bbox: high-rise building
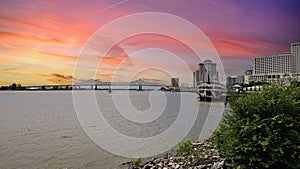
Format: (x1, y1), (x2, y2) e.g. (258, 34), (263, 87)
(199, 63), (206, 83)
(193, 70), (199, 87)
(244, 70), (253, 75)
(291, 42), (300, 73)
(252, 53), (291, 82)
(171, 78), (179, 87)
(226, 76), (237, 87)
(203, 60), (217, 82)
(244, 70), (253, 84)
(236, 75), (245, 84)
(252, 41), (300, 79)
(197, 59), (218, 84)
(252, 53), (291, 75)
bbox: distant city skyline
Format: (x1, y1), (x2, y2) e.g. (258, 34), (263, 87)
(0, 0), (300, 86)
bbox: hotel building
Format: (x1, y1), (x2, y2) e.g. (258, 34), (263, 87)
(252, 53), (291, 82)
(253, 53), (291, 74)
(251, 41), (300, 82)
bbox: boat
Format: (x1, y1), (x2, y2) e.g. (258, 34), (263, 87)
(197, 82), (226, 101)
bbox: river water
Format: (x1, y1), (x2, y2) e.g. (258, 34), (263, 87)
(0, 91), (224, 169)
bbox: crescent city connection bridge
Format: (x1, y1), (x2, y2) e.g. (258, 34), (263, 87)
(22, 79), (167, 91)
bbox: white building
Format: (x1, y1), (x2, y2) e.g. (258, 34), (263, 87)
(226, 70), (253, 87)
(252, 53), (291, 82)
(252, 53), (291, 75)
(244, 70), (253, 84)
(251, 41), (300, 82)
(291, 42), (300, 73)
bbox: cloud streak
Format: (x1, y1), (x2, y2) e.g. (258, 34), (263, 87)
(0, 31), (64, 44)
(36, 73), (77, 84)
(0, 67), (29, 73)
(96, 0), (129, 14)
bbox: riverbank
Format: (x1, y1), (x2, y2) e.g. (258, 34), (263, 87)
(120, 138), (234, 169)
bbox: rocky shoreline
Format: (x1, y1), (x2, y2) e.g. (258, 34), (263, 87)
(119, 138), (234, 169)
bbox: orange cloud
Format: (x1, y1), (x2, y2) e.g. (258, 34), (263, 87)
(117, 34), (201, 68)
(0, 59), (19, 66)
(0, 31), (64, 44)
(205, 31), (288, 58)
(0, 42), (77, 60)
(0, 12), (94, 47)
(0, 67), (29, 73)
(95, 73), (119, 82)
(212, 40), (257, 56)
(95, 44), (131, 71)
(36, 73), (76, 84)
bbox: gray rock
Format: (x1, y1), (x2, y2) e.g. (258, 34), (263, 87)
(216, 161), (224, 168)
(212, 155), (220, 159)
(153, 158), (161, 164)
(142, 164), (153, 169)
(195, 165), (206, 169)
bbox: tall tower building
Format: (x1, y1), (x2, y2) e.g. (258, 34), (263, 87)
(199, 63), (206, 83)
(198, 59), (218, 83)
(291, 42), (300, 73)
(171, 78), (179, 87)
(193, 70), (199, 87)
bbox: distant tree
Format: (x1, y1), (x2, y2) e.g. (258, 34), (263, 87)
(249, 81), (255, 87)
(0, 86), (8, 90)
(263, 74), (267, 82)
(41, 86), (46, 90)
(16, 84), (23, 90)
(11, 83), (17, 90)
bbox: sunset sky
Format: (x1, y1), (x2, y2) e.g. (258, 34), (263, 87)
(0, 0), (300, 86)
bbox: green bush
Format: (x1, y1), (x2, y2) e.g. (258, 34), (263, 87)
(177, 140), (193, 155)
(214, 84), (300, 169)
(132, 158), (143, 166)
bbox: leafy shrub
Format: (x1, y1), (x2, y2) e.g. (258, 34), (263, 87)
(214, 84), (300, 169)
(177, 140), (193, 155)
(132, 158), (143, 166)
